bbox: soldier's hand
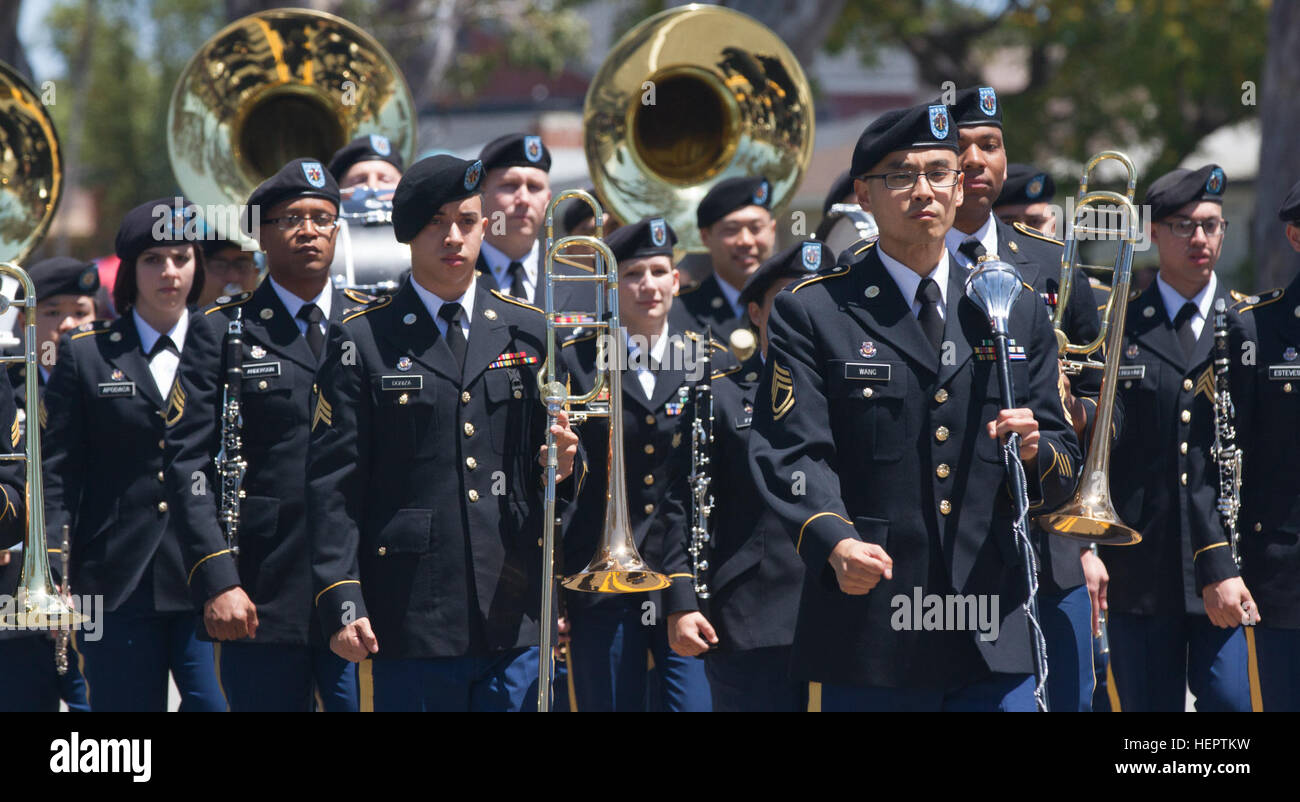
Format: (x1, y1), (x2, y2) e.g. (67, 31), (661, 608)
(0, 550), (10, 566)
(1080, 548), (1108, 636)
(540, 408), (580, 481)
(555, 615), (571, 660)
(331, 618), (379, 663)
(829, 538), (893, 596)
(203, 586), (258, 641)
(988, 408), (1040, 462)
(1202, 577), (1260, 628)
(1058, 363), (1088, 438)
(668, 611), (717, 657)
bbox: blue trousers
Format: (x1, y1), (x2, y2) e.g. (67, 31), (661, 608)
(569, 599), (711, 712)
(820, 672), (1036, 712)
(215, 641), (358, 712)
(1249, 626), (1300, 712)
(1040, 583), (1094, 712)
(0, 635), (90, 712)
(77, 608), (223, 712)
(1108, 612), (1250, 712)
(705, 646), (804, 712)
(364, 647), (539, 711)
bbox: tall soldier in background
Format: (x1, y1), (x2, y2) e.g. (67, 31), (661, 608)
(6, 258), (101, 413)
(673, 177), (778, 340)
(1102, 164), (1254, 712)
(475, 133), (553, 305)
(328, 133), (405, 197)
(667, 241), (818, 712)
(198, 239), (260, 309)
(748, 102), (1081, 711)
(1230, 179), (1300, 710)
(168, 158), (368, 711)
(945, 86), (1108, 712)
(994, 165), (1059, 236)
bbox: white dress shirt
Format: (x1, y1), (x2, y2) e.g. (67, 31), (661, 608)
(411, 276), (476, 341)
(481, 240), (540, 304)
(627, 322), (670, 398)
(269, 277), (332, 339)
(878, 246), (952, 321)
(945, 212), (1000, 269)
(133, 307), (189, 399)
(1156, 271), (1217, 341)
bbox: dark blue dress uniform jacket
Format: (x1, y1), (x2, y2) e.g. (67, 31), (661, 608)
(308, 279), (570, 658)
(672, 274), (745, 341)
(166, 280), (363, 645)
(0, 374), (28, 600)
(42, 315), (195, 612)
(748, 244), (1082, 688)
(1233, 277), (1300, 628)
(1102, 280), (1245, 616)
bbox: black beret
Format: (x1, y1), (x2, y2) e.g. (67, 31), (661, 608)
(114, 196), (199, 267)
(822, 170), (856, 217)
(1143, 164), (1226, 222)
(479, 133), (551, 173)
(850, 102), (959, 178)
(200, 237), (245, 257)
(562, 188), (598, 233)
(950, 86), (1002, 128)
(738, 240), (831, 308)
(605, 217), (676, 263)
(391, 155), (485, 243)
(327, 134), (405, 182)
(28, 256), (99, 300)
(247, 158), (340, 224)
(995, 164), (1056, 208)
(1277, 178), (1300, 223)
(697, 176), (772, 229)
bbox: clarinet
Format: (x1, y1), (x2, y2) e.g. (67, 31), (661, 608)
(688, 330), (715, 606)
(55, 524), (71, 675)
(216, 309), (247, 555)
(1211, 298), (1243, 569)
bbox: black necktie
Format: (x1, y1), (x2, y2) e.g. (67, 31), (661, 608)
(148, 335), (178, 359)
(1173, 301), (1198, 361)
(507, 261), (527, 300)
(438, 302), (468, 376)
(916, 277), (945, 354)
(297, 303), (325, 361)
(958, 237), (987, 264)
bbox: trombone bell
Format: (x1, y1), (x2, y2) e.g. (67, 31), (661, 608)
(1035, 472), (1142, 546)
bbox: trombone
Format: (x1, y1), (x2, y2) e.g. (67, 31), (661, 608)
(1034, 151), (1142, 546)
(537, 190), (669, 712)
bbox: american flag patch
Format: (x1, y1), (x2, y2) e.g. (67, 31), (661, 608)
(975, 339), (1027, 361)
(488, 351), (539, 369)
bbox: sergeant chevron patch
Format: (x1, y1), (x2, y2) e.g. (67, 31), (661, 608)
(10, 411), (18, 448)
(38, 399), (47, 430)
(1195, 364), (1215, 403)
(772, 362), (795, 421)
(312, 392), (333, 431)
(164, 381), (186, 427)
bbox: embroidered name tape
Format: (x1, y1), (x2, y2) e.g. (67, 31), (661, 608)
(381, 375), (424, 391)
(1268, 365), (1300, 381)
(1117, 365), (1146, 380)
(844, 362), (891, 382)
(243, 362), (281, 378)
(488, 352), (539, 370)
(98, 382), (135, 397)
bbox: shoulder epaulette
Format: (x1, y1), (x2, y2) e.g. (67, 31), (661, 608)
(1012, 221), (1064, 246)
(560, 331), (598, 349)
(852, 239), (876, 257)
(205, 291), (253, 315)
(69, 320), (113, 340)
(711, 362), (743, 380)
(791, 263), (851, 293)
(341, 293), (394, 323)
(343, 288), (378, 305)
(675, 282), (701, 296)
(1128, 288), (1141, 302)
(1233, 287), (1284, 313)
(683, 330), (729, 352)
(489, 288), (543, 314)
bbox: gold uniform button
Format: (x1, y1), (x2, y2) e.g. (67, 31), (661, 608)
(513, 390), (523, 399)
(1285, 383), (1294, 393)
(378, 546), (387, 556)
(1180, 473), (1188, 486)
(643, 444), (655, 455)
(644, 503), (654, 515)
(1180, 409), (1191, 424)
(157, 471), (165, 483)
(158, 439), (166, 450)
(939, 499), (952, 515)
(466, 457), (478, 470)
(461, 391), (471, 404)
(1183, 378), (1193, 392)
(468, 489), (480, 502)
(157, 501), (168, 513)
(1180, 441), (1188, 455)
(537, 538), (543, 547)
(935, 426), (950, 443)
(934, 389), (949, 404)
(645, 414), (656, 425)
(1254, 522), (1262, 533)
(258, 380), (268, 391)
(643, 474), (654, 486)
(936, 464), (950, 479)
(398, 393), (409, 405)
(861, 387), (874, 398)
(463, 422), (475, 437)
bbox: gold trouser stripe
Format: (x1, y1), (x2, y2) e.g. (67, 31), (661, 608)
(1106, 661), (1121, 712)
(359, 659), (374, 713)
(564, 647), (578, 712)
(314, 688), (325, 713)
(212, 642), (230, 711)
(807, 681), (822, 712)
(1244, 627), (1263, 712)
(70, 630), (90, 710)
(646, 649), (655, 671)
(314, 579), (360, 607)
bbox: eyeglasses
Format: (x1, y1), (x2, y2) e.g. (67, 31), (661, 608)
(263, 214), (339, 232)
(1161, 218), (1228, 238)
(860, 169), (962, 190)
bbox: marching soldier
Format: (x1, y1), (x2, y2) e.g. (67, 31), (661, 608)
(6, 257), (100, 413)
(197, 239), (260, 308)
(667, 241), (819, 712)
(560, 217), (725, 712)
(1231, 179), (1300, 710)
(41, 199), (224, 711)
(307, 155), (580, 711)
(946, 86), (1108, 712)
(673, 176), (778, 341)
(328, 133), (405, 197)
(167, 158), (365, 711)
(994, 164), (1058, 236)
(1101, 164), (1254, 711)
(748, 102), (1081, 711)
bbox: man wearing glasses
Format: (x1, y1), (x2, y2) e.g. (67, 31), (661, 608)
(168, 158), (371, 711)
(747, 102), (1081, 711)
(1100, 164), (1256, 712)
(198, 239), (261, 307)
